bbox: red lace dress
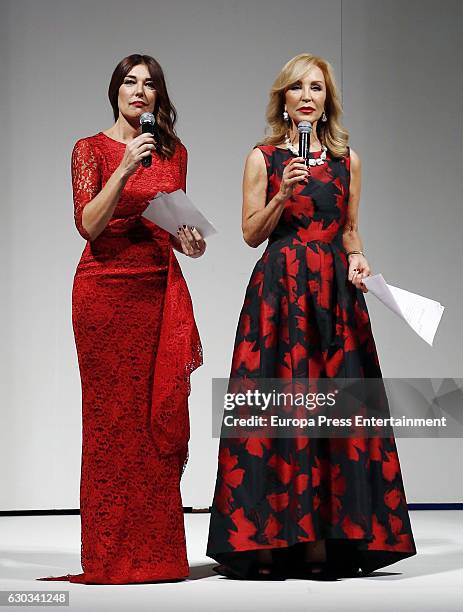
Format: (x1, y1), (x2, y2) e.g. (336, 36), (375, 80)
(37, 132), (202, 584)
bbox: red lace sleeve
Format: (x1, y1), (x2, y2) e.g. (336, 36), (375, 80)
(178, 142), (188, 193)
(71, 138), (101, 240)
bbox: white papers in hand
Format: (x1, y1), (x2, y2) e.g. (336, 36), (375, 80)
(362, 273), (445, 346)
(143, 189), (217, 238)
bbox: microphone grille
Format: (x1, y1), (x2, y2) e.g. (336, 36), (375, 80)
(297, 120), (312, 134)
(140, 112), (155, 125)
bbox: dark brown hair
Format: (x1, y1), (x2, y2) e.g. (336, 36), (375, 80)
(108, 54), (180, 159)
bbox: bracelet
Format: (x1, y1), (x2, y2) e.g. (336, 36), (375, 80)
(346, 250), (364, 257)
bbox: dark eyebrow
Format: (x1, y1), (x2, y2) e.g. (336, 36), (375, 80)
(124, 74), (153, 81)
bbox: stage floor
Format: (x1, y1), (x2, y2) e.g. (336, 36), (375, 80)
(0, 511), (462, 611)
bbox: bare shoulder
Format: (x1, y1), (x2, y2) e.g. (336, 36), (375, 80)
(244, 147), (267, 177)
(349, 147), (361, 171)
(246, 146), (266, 165)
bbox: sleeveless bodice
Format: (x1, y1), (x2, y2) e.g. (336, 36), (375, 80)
(257, 145), (350, 249)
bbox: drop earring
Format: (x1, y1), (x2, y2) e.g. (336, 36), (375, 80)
(321, 111), (327, 122)
(283, 108), (293, 148)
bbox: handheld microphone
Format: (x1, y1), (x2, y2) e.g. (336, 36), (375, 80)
(140, 112), (156, 168)
(298, 120), (312, 161)
(298, 120), (312, 184)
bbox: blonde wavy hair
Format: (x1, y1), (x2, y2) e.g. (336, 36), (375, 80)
(257, 53), (349, 158)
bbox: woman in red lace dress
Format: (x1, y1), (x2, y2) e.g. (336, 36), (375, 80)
(206, 53), (416, 580)
(37, 54), (204, 584)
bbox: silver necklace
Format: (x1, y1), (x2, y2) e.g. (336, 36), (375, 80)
(285, 136), (328, 166)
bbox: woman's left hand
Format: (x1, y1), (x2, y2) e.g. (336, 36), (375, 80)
(176, 225), (206, 258)
(347, 254), (370, 293)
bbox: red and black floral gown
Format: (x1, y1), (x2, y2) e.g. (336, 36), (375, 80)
(206, 144), (416, 578)
(37, 132), (202, 584)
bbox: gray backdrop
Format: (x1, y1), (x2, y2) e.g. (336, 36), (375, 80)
(1, 0), (462, 509)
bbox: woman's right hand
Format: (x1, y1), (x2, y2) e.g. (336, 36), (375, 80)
(277, 156), (309, 200)
(118, 133), (157, 179)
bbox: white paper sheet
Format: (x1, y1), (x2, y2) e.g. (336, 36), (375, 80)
(143, 189), (217, 238)
(362, 273), (445, 346)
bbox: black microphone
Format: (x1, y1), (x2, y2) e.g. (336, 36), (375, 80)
(140, 112), (156, 168)
(298, 120), (312, 162)
(297, 121), (312, 184)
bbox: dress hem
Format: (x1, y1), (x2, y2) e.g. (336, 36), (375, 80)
(207, 535), (417, 578)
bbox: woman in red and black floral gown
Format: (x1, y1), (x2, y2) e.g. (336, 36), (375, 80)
(37, 54), (204, 584)
(206, 53), (416, 580)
